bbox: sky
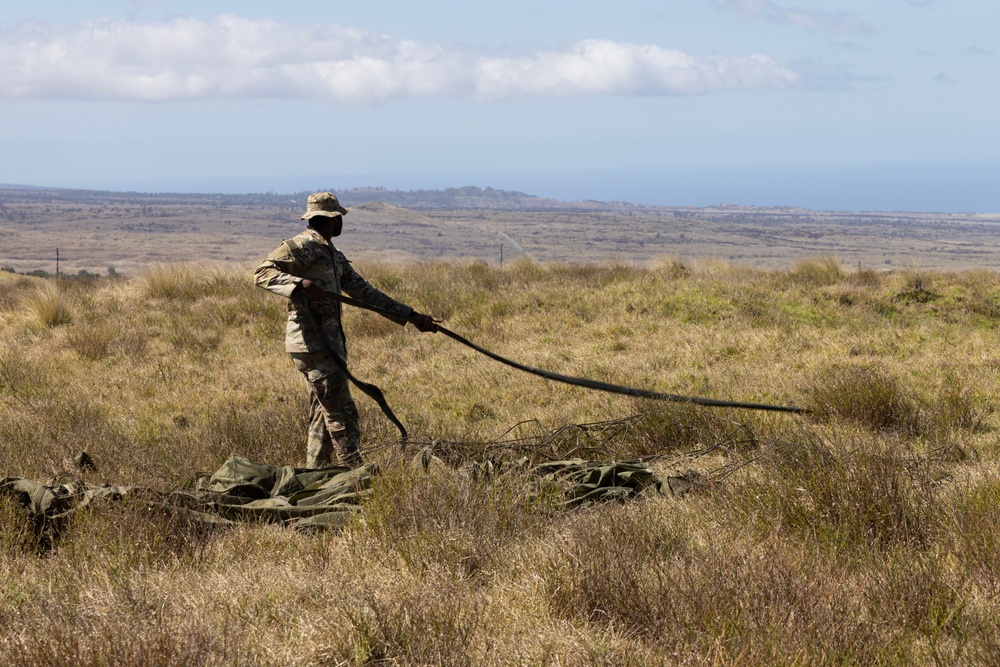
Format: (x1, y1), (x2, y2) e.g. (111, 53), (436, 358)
(0, 0), (997, 211)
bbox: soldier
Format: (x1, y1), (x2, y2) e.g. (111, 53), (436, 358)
(255, 192), (439, 468)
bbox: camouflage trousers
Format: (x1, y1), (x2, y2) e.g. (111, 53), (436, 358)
(290, 351), (363, 468)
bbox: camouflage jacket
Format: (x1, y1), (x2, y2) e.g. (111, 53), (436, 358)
(254, 228), (413, 354)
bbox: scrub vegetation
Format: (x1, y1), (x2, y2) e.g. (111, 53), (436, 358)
(4, 185), (1000, 276)
(2, 257), (1000, 665)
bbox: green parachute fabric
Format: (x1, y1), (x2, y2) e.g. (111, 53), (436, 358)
(2, 452), (671, 536)
(533, 458), (663, 508)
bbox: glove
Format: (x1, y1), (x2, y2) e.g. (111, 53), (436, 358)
(411, 312), (440, 333)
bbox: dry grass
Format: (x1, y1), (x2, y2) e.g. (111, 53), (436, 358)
(139, 262), (207, 300)
(788, 255), (846, 286)
(805, 363), (921, 433)
(1, 261), (1000, 665)
(25, 280), (73, 327)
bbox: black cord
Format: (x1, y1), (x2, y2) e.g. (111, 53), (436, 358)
(300, 303), (409, 443)
(327, 292), (808, 416)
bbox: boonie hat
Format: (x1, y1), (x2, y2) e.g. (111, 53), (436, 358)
(301, 192), (349, 220)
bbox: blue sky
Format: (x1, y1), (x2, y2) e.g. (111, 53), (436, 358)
(1, 1), (997, 211)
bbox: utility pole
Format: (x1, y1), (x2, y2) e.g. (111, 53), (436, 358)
(56, 247), (60, 277)
(500, 243), (504, 268)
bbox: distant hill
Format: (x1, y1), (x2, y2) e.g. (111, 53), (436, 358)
(336, 185), (631, 211)
(3, 183), (1000, 275)
(0, 183), (641, 212)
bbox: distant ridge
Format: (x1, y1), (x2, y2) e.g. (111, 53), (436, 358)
(336, 185), (636, 211)
(0, 183), (641, 212)
(3, 182), (1000, 274)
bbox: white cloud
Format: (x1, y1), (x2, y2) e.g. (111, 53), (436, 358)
(473, 40), (800, 99)
(0, 15), (800, 103)
(716, 0), (873, 35)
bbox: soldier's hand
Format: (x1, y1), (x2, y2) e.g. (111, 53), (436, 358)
(411, 312), (442, 333)
(299, 279), (328, 301)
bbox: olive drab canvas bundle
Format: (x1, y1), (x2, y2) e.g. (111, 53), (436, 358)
(1, 452), (676, 538)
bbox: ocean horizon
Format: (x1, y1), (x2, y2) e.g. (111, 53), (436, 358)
(28, 160), (1000, 215)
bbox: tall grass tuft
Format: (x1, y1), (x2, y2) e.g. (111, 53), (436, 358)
(139, 263), (205, 300)
(0, 274), (39, 311)
(0, 393), (131, 481)
(0, 494), (43, 555)
(949, 478), (1000, 599)
(26, 281), (73, 327)
(652, 255), (690, 279)
(953, 268), (1000, 319)
(724, 435), (937, 553)
(539, 504), (687, 640)
(851, 266), (883, 288)
(536, 504), (897, 663)
(201, 398), (304, 466)
(203, 263), (253, 298)
(633, 401), (760, 456)
(0, 349), (50, 400)
(1, 604), (246, 667)
(923, 370), (991, 436)
(788, 256), (845, 286)
(318, 571), (483, 667)
(59, 495), (221, 568)
(805, 363), (920, 433)
(64, 323), (115, 360)
(895, 269), (939, 304)
(356, 459), (553, 578)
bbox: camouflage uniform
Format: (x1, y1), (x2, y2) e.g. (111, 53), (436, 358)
(255, 222), (413, 468)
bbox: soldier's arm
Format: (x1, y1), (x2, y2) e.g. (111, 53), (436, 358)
(339, 259), (413, 325)
(254, 240), (307, 299)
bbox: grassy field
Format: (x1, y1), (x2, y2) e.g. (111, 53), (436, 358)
(2, 257), (1000, 665)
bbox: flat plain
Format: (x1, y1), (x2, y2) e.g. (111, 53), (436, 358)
(3, 184), (1000, 275)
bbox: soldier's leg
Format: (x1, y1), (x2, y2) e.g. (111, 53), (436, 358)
(311, 373), (363, 467)
(292, 352), (363, 467)
(306, 380), (334, 468)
